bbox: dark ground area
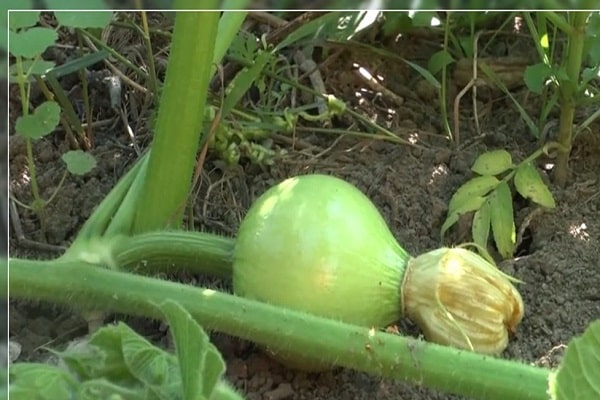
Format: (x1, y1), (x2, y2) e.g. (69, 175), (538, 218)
(8, 12), (600, 399)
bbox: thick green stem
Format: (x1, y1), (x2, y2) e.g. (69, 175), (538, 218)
(112, 231), (234, 278)
(553, 11), (590, 187)
(8, 258), (550, 400)
(133, 7), (219, 233)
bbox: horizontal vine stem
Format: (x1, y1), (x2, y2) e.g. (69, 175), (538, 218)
(9, 258), (550, 400)
(112, 231), (234, 278)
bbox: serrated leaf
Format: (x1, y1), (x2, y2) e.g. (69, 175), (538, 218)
(9, 27), (57, 58)
(85, 324), (135, 381)
(441, 195), (486, 238)
(121, 329), (172, 387)
(9, 11), (40, 30)
(54, 11), (113, 28)
(45, 0), (108, 9)
(448, 175), (500, 213)
(15, 101), (61, 139)
(524, 62), (553, 94)
(489, 181), (515, 258)
(514, 162), (555, 208)
(551, 320), (600, 400)
(159, 300), (226, 400)
(428, 50), (455, 76)
(62, 151), (96, 175)
(471, 149), (514, 176)
(472, 199), (491, 249)
(9, 363), (78, 399)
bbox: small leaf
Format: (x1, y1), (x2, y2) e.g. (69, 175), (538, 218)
(62, 151), (97, 175)
(524, 62), (553, 94)
(15, 101), (61, 139)
(9, 59), (55, 83)
(428, 50), (455, 76)
(441, 195), (486, 238)
(54, 11), (113, 29)
(472, 199), (491, 249)
(514, 162), (555, 208)
(9, 11), (40, 30)
(159, 300), (227, 400)
(9, 27), (57, 58)
(551, 320), (600, 400)
(471, 150), (513, 176)
(448, 175), (500, 214)
(489, 181), (515, 258)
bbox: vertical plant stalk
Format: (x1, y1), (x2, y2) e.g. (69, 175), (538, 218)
(8, 258), (551, 400)
(133, 5), (219, 233)
(15, 57), (45, 226)
(440, 11), (453, 141)
(139, 10), (160, 100)
(553, 11), (590, 187)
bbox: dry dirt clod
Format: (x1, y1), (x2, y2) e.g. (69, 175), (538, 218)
(264, 383), (295, 400)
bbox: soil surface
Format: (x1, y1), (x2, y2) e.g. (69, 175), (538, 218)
(8, 11), (600, 399)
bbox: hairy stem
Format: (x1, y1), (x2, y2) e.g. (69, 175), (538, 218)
(112, 231), (234, 278)
(8, 258), (550, 400)
(133, 7), (219, 233)
(553, 11), (590, 187)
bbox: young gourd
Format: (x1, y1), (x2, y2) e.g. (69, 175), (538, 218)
(233, 174), (523, 369)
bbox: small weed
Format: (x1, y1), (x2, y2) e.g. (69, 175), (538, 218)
(9, 11), (113, 228)
(441, 149), (555, 259)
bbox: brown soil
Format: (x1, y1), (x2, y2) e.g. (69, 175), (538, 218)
(8, 11), (600, 400)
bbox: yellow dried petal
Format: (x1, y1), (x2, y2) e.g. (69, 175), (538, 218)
(401, 247), (524, 354)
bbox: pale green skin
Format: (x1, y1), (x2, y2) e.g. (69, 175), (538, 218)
(233, 174), (410, 328)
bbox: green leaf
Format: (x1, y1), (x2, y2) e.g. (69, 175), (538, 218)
(489, 181), (515, 258)
(9, 11), (40, 30)
(551, 320), (600, 400)
(581, 66), (600, 87)
(586, 36), (600, 65)
(222, 49), (272, 118)
(514, 162), (555, 208)
(159, 300), (227, 400)
(276, 12), (347, 51)
(62, 150), (97, 175)
(77, 379), (147, 400)
(15, 101), (61, 139)
(45, 0), (109, 9)
(448, 175), (500, 213)
(121, 329), (173, 388)
(8, 27), (57, 58)
(471, 149), (513, 176)
(441, 195), (486, 238)
(472, 199), (491, 249)
(404, 58), (441, 89)
(54, 11), (113, 28)
(428, 50), (455, 76)
(411, 11), (438, 27)
(9, 363), (78, 400)
(524, 62), (553, 94)
(381, 12), (412, 36)
(85, 323), (136, 384)
(9, 59), (55, 82)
